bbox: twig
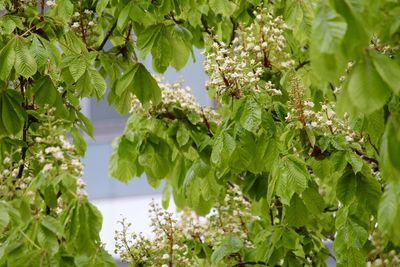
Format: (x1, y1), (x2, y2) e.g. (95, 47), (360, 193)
(231, 261), (267, 267)
(79, 1), (87, 45)
(295, 60), (310, 71)
(353, 149), (379, 166)
(97, 20), (117, 51)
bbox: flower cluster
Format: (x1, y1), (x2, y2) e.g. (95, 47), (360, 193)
(115, 186), (259, 266)
(0, 107), (86, 202)
(115, 202), (194, 267)
(204, 8), (291, 97)
(130, 78), (219, 123)
(367, 230), (399, 266)
(70, 9), (99, 46)
(287, 76), (363, 145)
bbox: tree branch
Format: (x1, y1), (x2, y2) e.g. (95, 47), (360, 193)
(231, 261), (267, 267)
(97, 20), (117, 51)
(295, 60), (310, 71)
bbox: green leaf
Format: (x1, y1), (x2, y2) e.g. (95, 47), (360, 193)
(240, 97), (262, 134)
(132, 63), (161, 105)
(70, 127), (87, 156)
(115, 65), (136, 96)
(32, 77), (57, 106)
(209, 0), (237, 17)
(312, 2), (347, 53)
(96, 0), (109, 13)
(211, 131), (236, 166)
(378, 182), (400, 245)
(346, 151), (363, 174)
(211, 235), (243, 264)
(88, 66), (106, 100)
(14, 38), (37, 78)
(0, 38), (15, 80)
(136, 24), (164, 59)
(176, 124), (190, 147)
(0, 90), (25, 135)
(69, 56), (87, 82)
(276, 156), (309, 204)
(41, 215), (64, 238)
(346, 53), (391, 114)
(371, 51), (400, 94)
(336, 170), (381, 213)
(284, 194), (309, 227)
(109, 136), (139, 183)
(0, 202), (10, 232)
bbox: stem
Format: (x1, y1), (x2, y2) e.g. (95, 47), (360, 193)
(79, 1), (87, 45)
(19, 230), (41, 250)
(231, 261), (267, 267)
(16, 78), (29, 181)
(97, 20), (117, 51)
(295, 60), (310, 71)
(40, 0), (44, 16)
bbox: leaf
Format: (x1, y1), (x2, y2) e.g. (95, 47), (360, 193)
(69, 56), (87, 82)
(115, 65), (137, 96)
(284, 194), (309, 227)
(70, 127), (87, 156)
(168, 25), (192, 71)
(14, 38), (37, 78)
(211, 131), (236, 166)
(336, 170), (381, 213)
(275, 156), (309, 204)
(0, 38), (15, 80)
(312, 2), (347, 53)
(1, 90), (25, 135)
(371, 51), (400, 94)
(88, 66), (106, 100)
(0, 202), (10, 232)
(346, 53), (392, 115)
(211, 235), (243, 264)
(346, 151), (363, 174)
(109, 136), (139, 183)
(132, 63), (161, 105)
(32, 77), (57, 106)
(136, 24), (164, 59)
(240, 97), (262, 134)
(378, 182), (400, 245)
(209, 0), (237, 17)
(96, 0), (109, 13)
(41, 215), (65, 238)
(176, 124), (190, 147)
(76, 110), (94, 138)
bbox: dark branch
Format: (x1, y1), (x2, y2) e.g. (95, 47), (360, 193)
(295, 60), (310, 71)
(97, 20), (117, 51)
(353, 149), (379, 166)
(231, 261), (267, 267)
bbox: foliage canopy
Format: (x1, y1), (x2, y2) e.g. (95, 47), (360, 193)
(0, 0), (400, 266)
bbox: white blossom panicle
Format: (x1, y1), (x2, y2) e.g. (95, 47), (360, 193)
(204, 8), (291, 98)
(130, 78), (219, 123)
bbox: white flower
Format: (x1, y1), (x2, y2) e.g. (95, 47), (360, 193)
(88, 21), (95, 27)
(161, 265), (168, 267)
(345, 136), (353, 142)
(162, 253), (170, 259)
(172, 244), (179, 250)
(46, 0), (56, 7)
(71, 22), (80, 28)
(326, 120), (333, 126)
(43, 163), (53, 172)
(311, 121), (317, 127)
(3, 157), (11, 164)
(73, 12), (80, 17)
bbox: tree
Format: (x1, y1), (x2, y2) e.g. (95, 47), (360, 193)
(0, 0), (399, 266)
